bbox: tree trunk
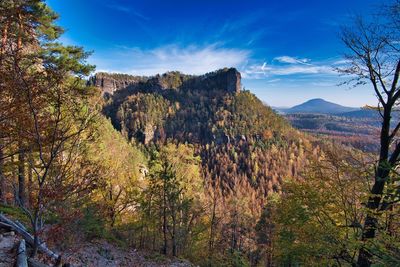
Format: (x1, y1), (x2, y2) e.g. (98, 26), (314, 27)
(171, 205), (177, 257)
(16, 239), (28, 267)
(208, 193), (217, 265)
(1, 21), (9, 54)
(357, 107), (392, 267)
(18, 145), (26, 207)
(0, 146), (6, 204)
(31, 220), (39, 258)
(27, 152), (33, 207)
(162, 187), (168, 255)
(0, 213), (59, 260)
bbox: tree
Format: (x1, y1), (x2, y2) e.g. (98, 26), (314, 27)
(275, 146), (368, 266)
(0, 0), (96, 257)
(88, 117), (146, 228)
(339, 2), (400, 265)
(255, 194), (278, 267)
(138, 143), (205, 258)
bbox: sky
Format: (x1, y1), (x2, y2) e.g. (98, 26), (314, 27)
(46, 0), (387, 107)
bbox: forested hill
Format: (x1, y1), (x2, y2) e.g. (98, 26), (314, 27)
(91, 67), (317, 204)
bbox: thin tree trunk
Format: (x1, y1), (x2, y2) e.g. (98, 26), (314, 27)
(162, 178), (168, 255)
(18, 144), (26, 207)
(32, 230), (39, 258)
(27, 152), (32, 207)
(208, 193), (217, 265)
(1, 21), (9, 54)
(31, 214), (39, 258)
(171, 204), (177, 257)
(0, 146), (6, 204)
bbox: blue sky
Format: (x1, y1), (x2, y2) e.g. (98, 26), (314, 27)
(47, 0), (385, 107)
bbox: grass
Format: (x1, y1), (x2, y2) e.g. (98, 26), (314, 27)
(0, 203), (30, 225)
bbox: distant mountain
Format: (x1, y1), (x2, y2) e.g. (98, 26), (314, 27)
(283, 98), (359, 114)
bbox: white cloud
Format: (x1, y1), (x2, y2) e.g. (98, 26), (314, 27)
(274, 56), (311, 65)
(243, 58), (336, 79)
(266, 78), (281, 83)
(91, 47), (339, 81)
(271, 65), (334, 75)
(332, 59), (351, 66)
(261, 62), (268, 71)
(92, 44), (250, 76)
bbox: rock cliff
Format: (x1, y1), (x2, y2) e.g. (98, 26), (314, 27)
(88, 68), (241, 95)
(88, 73), (147, 95)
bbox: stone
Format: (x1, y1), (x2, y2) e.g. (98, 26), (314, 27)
(4, 231), (14, 236)
(87, 73), (145, 95)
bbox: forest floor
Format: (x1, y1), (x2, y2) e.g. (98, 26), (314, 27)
(0, 229), (192, 267)
(0, 231), (18, 267)
(62, 239), (193, 267)
(0, 205), (193, 267)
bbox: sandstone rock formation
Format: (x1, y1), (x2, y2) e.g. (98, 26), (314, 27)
(88, 73), (147, 95)
(88, 68), (242, 95)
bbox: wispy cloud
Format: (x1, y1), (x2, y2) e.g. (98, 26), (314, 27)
(106, 4), (149, 20)
(274, 56), (311, 65)
(243, 56), (338, 79)
(91, 44), (250, 76)
(266, 78), (281, 83)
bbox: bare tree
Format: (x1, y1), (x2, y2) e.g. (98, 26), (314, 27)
(339, 3), (400, 266)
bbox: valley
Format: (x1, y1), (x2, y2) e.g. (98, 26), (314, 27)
(276, 99), (384, 152)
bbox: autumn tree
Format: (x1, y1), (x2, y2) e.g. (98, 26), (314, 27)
(275, 146), (369, 266)
(88, 117), (146, 228)
(0, 0), (97, 257)
(340, 1), (400, 265)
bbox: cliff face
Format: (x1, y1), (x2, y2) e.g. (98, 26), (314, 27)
(88, 68), (241, 95)
(95, 68), (242, 145)
(88, 73), (147, 95)
(214, 67), (241, 93)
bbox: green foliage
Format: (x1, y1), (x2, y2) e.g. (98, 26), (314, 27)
(0, 204), (30, 225)
(159, 71), (186, 89)
(79, 204), (107, 240)
(229, 250), (251, 267)
(274, 146), (368, 266)
(136, 143), (206, 258)
(116, 93), (171, 140)
(224, 91), (289, 137)
(86, 116), (147, 227)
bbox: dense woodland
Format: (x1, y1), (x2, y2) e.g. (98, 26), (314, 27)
(0, 1), (400, 266)
(285, 112), (382, 153)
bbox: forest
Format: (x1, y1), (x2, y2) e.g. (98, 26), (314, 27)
(0, 0), (399, 266)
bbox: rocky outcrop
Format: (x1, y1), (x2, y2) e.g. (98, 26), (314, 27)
(143, 124), (155, 145)
(88, 73), (147, 95)
(225, 68), (241, 93)
(197, 67), (241, 93)
(88, 68), (242, 95)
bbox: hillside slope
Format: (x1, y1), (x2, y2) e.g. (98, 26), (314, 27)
(90, 68), (317, 203)
(86, 68), (326, 264)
